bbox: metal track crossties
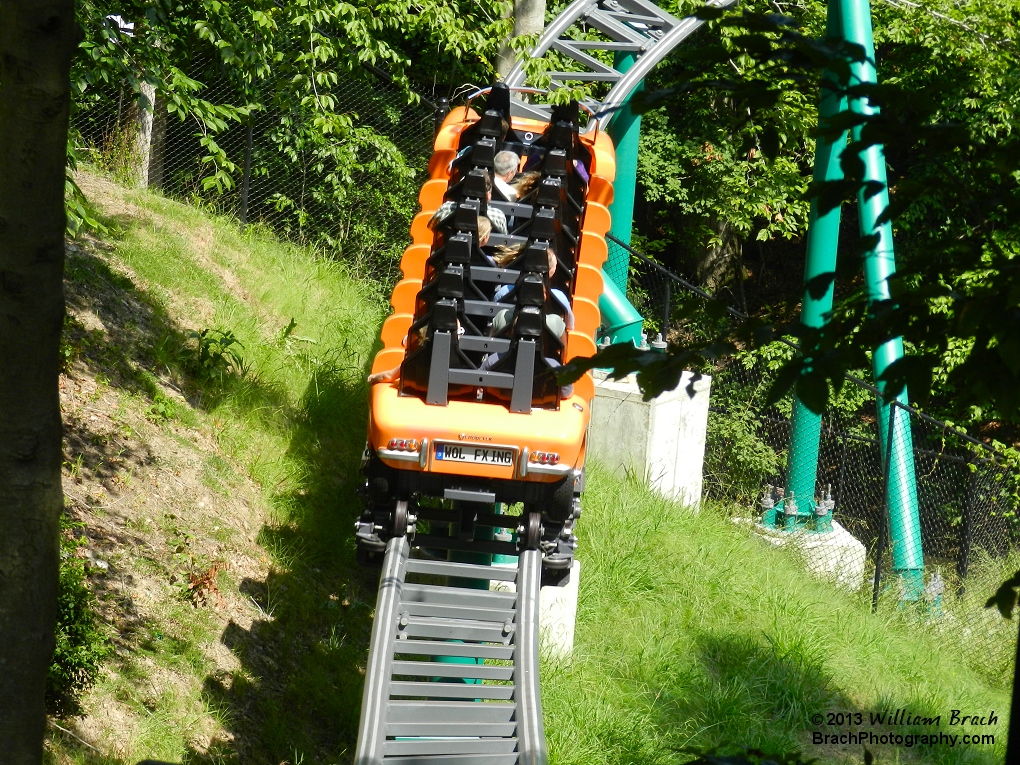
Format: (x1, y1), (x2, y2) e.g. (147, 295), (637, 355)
(354, 538), (546, 765)
(503, 0), (737, 131)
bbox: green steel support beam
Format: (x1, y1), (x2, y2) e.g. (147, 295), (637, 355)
(599, 275), (645, 347)
(785, 0), (848, 515)
(601, 50), (646, 347)
(840, 0), (924, 600)
(606, 51), (642, 259)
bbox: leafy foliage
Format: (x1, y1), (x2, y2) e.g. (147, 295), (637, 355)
(47, 516), (109, 716)
(987, 569), (1020, 620)
(70, 0), (510, 275)
(185, 327), (247, 383)
(567, 2), (1020, 431)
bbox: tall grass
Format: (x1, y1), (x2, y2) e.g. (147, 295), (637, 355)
(56, 176), (1011, 765)
(54, 177), (386, 764)
(543, 465), (1009, 765)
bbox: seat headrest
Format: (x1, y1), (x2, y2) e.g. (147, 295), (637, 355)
(446, 233), (472, 264)
(543, 149), (568, 178)
(432, 300), (459, 332)
(454, 200), (483, 231)
(535, 177), (563, 208)
(549, 101), (579, 128)
(473, 138), (496, 169)
(437, 265), (464, 299)
(517, 273), (545, 307)
(529, 208), (557, 242)
(523, 242), (550, 273)
(486, 83), (512, 120)
(464, 169), (488, 199)
(515, 306), (544, 338)
(479, 109), (506, 139)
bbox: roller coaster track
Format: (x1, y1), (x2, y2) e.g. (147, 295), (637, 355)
(355, 531), (546, 765)
(355, 4), (739, 763)
(504, 0), (737, 130)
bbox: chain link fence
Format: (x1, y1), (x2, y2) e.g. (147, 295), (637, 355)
(71, 45), (436, 288)
(610, 234), (1020, 687)
(71, 51), (1019, 682)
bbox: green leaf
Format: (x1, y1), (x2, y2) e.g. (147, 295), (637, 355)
(986, 571), (1020, 619)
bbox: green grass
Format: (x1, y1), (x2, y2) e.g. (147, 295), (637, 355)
(53, 175), (387, 764)
(52, 174), (1011, 765)
(101, 188), (389, 763)
(543, 465), (1009, 765)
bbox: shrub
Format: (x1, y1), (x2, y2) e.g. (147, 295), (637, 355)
(47, 517), (108, 716)
(703, 404), (784, 507)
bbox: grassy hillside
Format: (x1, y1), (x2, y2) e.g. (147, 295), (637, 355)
(545, 469), (1008, 765)
(52, 172), (385, 764)
(48, 174), (1008, 765)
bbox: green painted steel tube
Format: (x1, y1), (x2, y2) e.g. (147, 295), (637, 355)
(785, 0), (848, 508)
(601, 51), (646, 347)
(606, 52), (643, 271)
(839, 0), (924, 600)
(599, 276), (645, 347)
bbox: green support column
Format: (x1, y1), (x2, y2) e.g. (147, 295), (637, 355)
(601, 51), (645, 347)
(435, 503), (494, 683)
(840, 0), (924, 600)
(785, 0), (848, 511)
(606, 52), (642, 258)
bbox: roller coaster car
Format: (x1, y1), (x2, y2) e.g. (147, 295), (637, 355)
(357, 84), (614, 580)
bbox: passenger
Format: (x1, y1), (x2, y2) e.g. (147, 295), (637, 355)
(479, 308), (574, 399)
(521, 153), (590, 189)
(477, 216), (493, 248)
(492, 246), (574, 333)
(511, 170), (542, 201)
(367, 322), (464, 386)
(490, 242), (523, 267)
(445, 118), (511, 172)
(428, 171), (508, 234)
(367, 219), (493, 387)
(492, 150), (521, 201)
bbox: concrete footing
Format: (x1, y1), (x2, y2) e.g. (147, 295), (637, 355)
(588, 370), (711, 506)
(749, 519), (868, 590)
(491, 560), (581, 659)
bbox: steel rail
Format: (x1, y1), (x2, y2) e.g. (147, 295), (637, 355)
(503, 0), (738, 132)
(354, 536), (410, 765)
(514, 548), (547, 765)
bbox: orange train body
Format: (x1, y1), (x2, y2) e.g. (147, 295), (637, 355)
(367, 107), (615, 491)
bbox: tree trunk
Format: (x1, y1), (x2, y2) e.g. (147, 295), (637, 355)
(696, 217), (743, 295)
(496, 0), (546, 80)
(0, 1), (78, 761)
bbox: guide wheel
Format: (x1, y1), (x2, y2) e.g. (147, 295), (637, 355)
(521, 511), (542, 550)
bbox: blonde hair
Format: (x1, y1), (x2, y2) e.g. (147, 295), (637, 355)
(492, 242), (523, 267)
(477, 215), (493, 245)
(511, 170), (542, 199)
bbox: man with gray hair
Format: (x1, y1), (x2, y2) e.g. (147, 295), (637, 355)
(492, 150), (521, 201)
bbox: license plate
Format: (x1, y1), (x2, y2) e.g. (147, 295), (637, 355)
(435, 442), (515, 466)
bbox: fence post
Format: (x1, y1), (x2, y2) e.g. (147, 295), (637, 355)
(661, 279), (671, 338)
(239, 121), (253, 230)
(434, 97), (450, 138)
(835, 437), (848, 509)
(872, 401), (898, 612)
(956, 457), (979, 596)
